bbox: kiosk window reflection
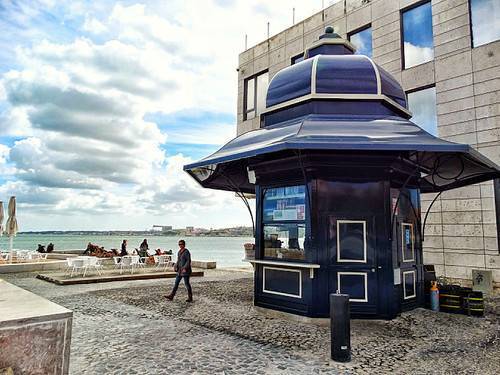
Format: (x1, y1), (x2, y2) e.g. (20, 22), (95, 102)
(263, 224), (306, 260)
(263, 185), (306, 261)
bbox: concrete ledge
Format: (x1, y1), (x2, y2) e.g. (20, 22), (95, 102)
(0, 279), (72, 374)
(37, 270), (204, 285)
(0, 260), (67, 274)
(192, 260), (216, 269)
(47, 253), (80, 260)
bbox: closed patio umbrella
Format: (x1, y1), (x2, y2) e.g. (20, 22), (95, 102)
(0, 201), (4, 237)
(6, 196), (18, 263)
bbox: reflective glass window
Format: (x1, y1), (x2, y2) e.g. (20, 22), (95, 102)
(262, 184), (307, 261)
(263, 224), (306, 260)
(471, 0), (500, 47)
(407, 86), (437, 135)
(349, 26), (372, 57)
(291, 53), (304, 64)
(263, 185), (306, 222)
(244, 71), (268, 120)
(402, 2), (434, 69)
(256, 73), (269, 116)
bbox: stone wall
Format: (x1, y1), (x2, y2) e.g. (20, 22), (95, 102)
(236, 0), (500, 283)
(0, 279), (72, 374)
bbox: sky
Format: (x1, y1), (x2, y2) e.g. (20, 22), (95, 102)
(0, 0), (336, 231)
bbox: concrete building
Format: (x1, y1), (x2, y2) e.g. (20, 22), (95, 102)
(236, 0), (500, 285)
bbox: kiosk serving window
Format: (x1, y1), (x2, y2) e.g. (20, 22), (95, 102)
(263, 185), (306, 261)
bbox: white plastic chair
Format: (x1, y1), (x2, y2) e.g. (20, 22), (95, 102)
(70, 259), (86, 277)
(120, 256), (133, 274)
(156, 255), (172, 271)
(29, 252), (41, 262)
(113, 257), (122, 269)
(64, 258), (73, 275)
(130, 255), (141, 273)
(84, 257), (103, 277)
(17, 251), (29, 262)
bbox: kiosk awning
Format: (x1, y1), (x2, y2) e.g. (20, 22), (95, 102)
(184, 114), (500, 194)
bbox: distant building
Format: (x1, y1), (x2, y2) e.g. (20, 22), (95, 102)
(152, 225), (173, 232)
(186, 226), (194, 233)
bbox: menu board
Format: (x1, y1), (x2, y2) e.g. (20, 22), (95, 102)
(263, 185), (306, 222)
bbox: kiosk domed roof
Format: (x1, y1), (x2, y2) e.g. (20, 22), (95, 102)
(265, 28), (408, 117)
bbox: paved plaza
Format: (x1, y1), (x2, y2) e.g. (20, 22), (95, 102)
(2, 270), (500, 374)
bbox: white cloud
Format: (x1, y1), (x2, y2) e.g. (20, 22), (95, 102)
(83, 16), (107, 34)
(404, 42), (433, 68)
(0, 0), (327, 230)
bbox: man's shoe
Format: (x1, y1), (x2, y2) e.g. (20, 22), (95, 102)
(165, 294), (174, 300)
(186, 295), (193, 302)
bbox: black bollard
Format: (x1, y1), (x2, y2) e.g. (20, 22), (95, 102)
(330, 293), (351, 362)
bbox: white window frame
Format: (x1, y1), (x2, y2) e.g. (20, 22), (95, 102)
(337, 220), (367, 263)
(263, 266), (302, 299)
(402, 270), (417, 300)
(337, 271), (368, 303)
(244, 70), (268, 121)
(401, 222), (415, 262)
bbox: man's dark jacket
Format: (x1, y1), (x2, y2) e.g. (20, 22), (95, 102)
(175, 248), (192, 276)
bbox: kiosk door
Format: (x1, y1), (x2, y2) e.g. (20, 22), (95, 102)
(326, 215), (380, 316)
(399, 221), (420, 309)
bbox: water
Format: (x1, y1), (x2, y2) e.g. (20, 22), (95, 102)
(0, 234), (254, 267)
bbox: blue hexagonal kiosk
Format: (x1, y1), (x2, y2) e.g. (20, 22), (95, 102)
(184, 28), (500, 319)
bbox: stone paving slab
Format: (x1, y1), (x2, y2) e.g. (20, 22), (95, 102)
(36, 270), (204, 285)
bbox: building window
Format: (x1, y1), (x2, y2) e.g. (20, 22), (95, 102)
(262, 185), (306, 261)
(470, 0), (500, 47)
(402, 2), (434, 69)
(291, 53), (304, 64)
(348, 25), (372, 57)
(244, 71), (269, 120)
(407, 86), (437, 135)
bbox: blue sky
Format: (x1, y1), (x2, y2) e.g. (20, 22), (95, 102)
(0, 0), (329, 231)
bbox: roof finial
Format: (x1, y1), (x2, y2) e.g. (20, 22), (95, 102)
(319, 26), (341, 39)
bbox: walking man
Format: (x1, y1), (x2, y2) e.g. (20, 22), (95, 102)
(166, 239), (193, 302)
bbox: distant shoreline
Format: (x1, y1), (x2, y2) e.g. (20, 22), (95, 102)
(16, 230), (254, 238)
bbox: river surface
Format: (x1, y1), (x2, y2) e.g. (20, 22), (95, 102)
(0, 234), (254, 267)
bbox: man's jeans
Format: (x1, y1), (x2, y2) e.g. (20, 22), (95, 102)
(171, 274), (192, 296)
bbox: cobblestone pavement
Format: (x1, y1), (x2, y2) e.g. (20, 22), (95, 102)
(3, 270), (500, 374)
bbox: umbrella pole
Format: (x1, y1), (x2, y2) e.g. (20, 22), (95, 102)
(9, 236), (13, 264)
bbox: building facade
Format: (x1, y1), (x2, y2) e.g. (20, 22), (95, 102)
(236, 0), (500, 285)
